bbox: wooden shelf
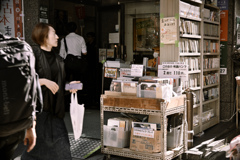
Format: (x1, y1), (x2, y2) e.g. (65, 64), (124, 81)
(190, 87), (201, 91)
(204, 36), (220, 40)
(203, 83), (219, 89)
(202, 97), (219, 105)
(180, 15), (201, 22)
(180, 52), (201, 56)
(204, 19), (220, 25)
(203, 52), (220, 56)
(203, 68), (220, 72)
(161, 0), (220, 136)
(204, 4), (220, 10)
(189, 70), (201, 74)
(181, 0), (202, 5)
(180, 34), (201, 39)
(202, 117), (218, 131)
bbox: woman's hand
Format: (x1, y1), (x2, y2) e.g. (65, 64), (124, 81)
(24, 121), (36, 152)
(69, 81), (81, 93)
(39, 78), (59, 94)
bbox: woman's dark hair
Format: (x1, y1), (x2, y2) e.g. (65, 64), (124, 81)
(32, 23), (52, 46)
(67, 22), (77, 33)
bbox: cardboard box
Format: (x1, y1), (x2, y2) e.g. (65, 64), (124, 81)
(130, 128), (161, 153)
(103, 125), (130, 148)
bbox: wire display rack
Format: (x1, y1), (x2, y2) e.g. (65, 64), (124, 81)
(100, 95), (187, 160)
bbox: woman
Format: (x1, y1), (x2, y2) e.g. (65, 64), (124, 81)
(21, 23), (78, 160)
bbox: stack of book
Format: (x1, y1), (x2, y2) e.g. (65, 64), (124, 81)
(204, 23), (219, 37)
(203, 73), (219, 86)
(180, 57), (200, 71)
(179, 39), (200, 53)
(203, 40), (219, 53)
(180, 20), (200, 35)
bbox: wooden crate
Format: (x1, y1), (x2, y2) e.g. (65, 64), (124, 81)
(102, 92), (185, 110)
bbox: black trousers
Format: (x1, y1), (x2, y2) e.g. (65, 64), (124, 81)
(0, 130), (26, 160)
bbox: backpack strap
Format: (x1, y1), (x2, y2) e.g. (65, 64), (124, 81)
(63, 37), (68, 53)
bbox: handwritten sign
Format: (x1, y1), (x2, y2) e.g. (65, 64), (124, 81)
(160, 17), (177, 44)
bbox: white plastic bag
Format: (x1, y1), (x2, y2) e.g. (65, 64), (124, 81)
(70, 93), (85, 140)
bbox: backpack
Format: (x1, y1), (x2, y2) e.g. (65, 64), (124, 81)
(0, 33), (43, 137)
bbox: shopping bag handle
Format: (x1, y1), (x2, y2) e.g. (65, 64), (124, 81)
(71, 93), (78, 104)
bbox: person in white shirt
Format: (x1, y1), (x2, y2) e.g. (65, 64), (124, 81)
(59, 22), (88, 106)
(59, 22), (87, 82)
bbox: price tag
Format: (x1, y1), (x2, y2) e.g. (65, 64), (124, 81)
(220, 68), (227, 75)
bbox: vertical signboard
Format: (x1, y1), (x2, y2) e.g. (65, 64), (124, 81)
(0, 0), (24, 39)
(218, 0), (228, 75)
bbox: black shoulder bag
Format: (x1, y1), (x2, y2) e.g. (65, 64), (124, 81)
(63, 37), (88, 74)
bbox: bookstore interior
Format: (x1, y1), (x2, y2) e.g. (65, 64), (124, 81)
(101, 0), (229, 159)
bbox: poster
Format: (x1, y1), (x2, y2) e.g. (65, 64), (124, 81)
(133, 17), (159, 51)
(0, 0), (24, 39)
(218, 0), (228, 75)
(104, 68), (117, 79)
(160, 17), (177, 44)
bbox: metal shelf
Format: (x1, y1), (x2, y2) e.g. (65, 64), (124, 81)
(100, 96), (187, 160)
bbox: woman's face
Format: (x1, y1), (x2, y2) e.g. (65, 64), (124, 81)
(46, 26), (59, 48)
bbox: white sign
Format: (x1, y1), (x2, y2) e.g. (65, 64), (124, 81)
(158, 62), (188, 80)
(133, 128), (154, 138)
(131, 64), (143, 77)
(109, 33), (119, 43)
(0, 0), (24, 39)
(160, 17), (177, 44)
(220, 68), (227, 75)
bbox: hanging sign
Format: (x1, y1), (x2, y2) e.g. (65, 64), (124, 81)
(0, 0), (24, 39)
(160, 17), (177, 44)
(218, 0), (228, 75)
(39, 6), (48, 23)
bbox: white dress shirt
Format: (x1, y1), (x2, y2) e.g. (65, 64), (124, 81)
(59, 32), (87, 59)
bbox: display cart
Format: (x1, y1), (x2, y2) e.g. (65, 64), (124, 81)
(100, 94), (188, 160)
